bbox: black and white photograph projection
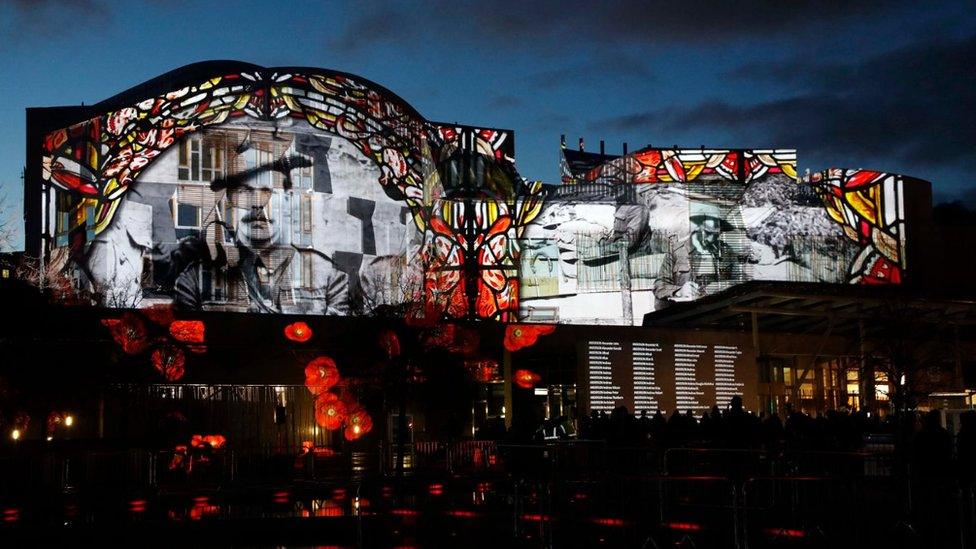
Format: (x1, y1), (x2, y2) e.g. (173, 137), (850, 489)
(79, 118), (418, 315)
(38, 69), (913, 326)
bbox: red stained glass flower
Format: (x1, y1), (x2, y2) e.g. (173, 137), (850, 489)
(503, 324), (556, 352)
(170, 320), (205, 344)
(305, 357), (340, 395)
(314, 392), (346, 430)
(102, 313), (149, 354)
(344, 407), (373, 441)
(284, 321), (313, 343)
(514, 369), (541, 389)
(152, 345), (186, 381)
(378, 330), (401, 359)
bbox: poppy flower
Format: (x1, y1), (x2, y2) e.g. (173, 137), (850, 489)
(152, 345), (186, 381)
(305, 357), (340, 395)
(103, 313), (150, 355)
(190, 434), (226, 449)
(378, 330), (401, 359)
(170, 320), (205, 344)
(314, 392), (346, 430)
(284, 321), (313, 343)
(503, 324), (556, 352)
(514, 369), (541, 389)
(344, 407), (373, 441)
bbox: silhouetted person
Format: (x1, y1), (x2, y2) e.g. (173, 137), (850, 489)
(912, 410), (953, 478)
(958, 411), (976, 485)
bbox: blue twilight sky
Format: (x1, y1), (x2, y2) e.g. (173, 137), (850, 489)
(1, 0), (974, 251)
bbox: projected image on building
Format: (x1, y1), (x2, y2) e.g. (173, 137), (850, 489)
(32, 63), (917, 325)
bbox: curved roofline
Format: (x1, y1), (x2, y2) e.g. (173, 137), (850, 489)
(93, 60), (428, 121)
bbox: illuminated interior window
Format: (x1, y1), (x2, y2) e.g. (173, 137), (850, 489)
(874, 371), (890, 401)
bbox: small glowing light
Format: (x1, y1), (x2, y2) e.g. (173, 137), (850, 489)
(501, 406), (506, 414)
(64, 415), (74, 427)
(46, 436), (53, 442)
(353, 425), (361, 434)
(11, 429), (21, 441)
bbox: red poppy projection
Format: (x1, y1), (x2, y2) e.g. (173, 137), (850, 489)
(169, 320), (205, 344)
(344, 406), (374, 441)
(190, 434), (227, 449)
(101, 307), (206, 380)
(514, 369), (542, 389)
(152, 345), (186, 381)
(304, 357), (340, 395)
(102, 313), (149, 354)
(503, 324), (555, 352)
(314, 392), (347, 431)
(284, 321), (313, 343)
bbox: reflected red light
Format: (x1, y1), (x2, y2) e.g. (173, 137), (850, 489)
(391, 508), (419, 517)
(446, 509), (480, 518)
(3, 508), (20, 523)
(765, 528), (806, 538)
(314, 501), (343, 517)
(273, 490), (290, 504)
(476, 482), (492, 493)
(664, 522), (702, 531)
(189, 503), (219, 520)
(331, 488), (347, 500)
(428, 483), (444, 496)
(592, 517), (627, 527)
(129, 499), (147, 513)
(521, 513), (551, 522)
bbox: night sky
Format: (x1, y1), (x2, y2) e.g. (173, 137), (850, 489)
(0, 0), (973, 250)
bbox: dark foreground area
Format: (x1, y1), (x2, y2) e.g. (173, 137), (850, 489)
(1, 440), (974, 548)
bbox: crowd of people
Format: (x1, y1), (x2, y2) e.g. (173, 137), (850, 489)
(564, 397), (976, 480)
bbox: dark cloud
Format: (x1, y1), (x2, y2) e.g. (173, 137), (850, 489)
(524, 55), (654, 90)
(596, 33), (976, 179)
(487, 94), (523, 109)
(331, 0), (923, 53)
(1, 0), (110, 46)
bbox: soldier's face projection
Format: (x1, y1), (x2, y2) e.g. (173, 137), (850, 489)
(228, 182), (278, 249)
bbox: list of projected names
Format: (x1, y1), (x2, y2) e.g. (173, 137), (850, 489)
(713, 345), (744, 407)
(673, 343), (710, 413)
(632, 342), (663, 412)
(584, 339), (750, 414)
(587, 341), (623, 411)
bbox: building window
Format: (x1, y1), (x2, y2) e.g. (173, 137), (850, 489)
(301, 194), (312, 232)
(874, 372), (890, 401)
(302, 253), (313, 289)
(174, 201), (201, 240)
(243, 147), (274, 188)
(846, 368), (860, 410)
(221, 199), (235, 243)
(141, 256), (154, 288)
(178, 137), (224, 182)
